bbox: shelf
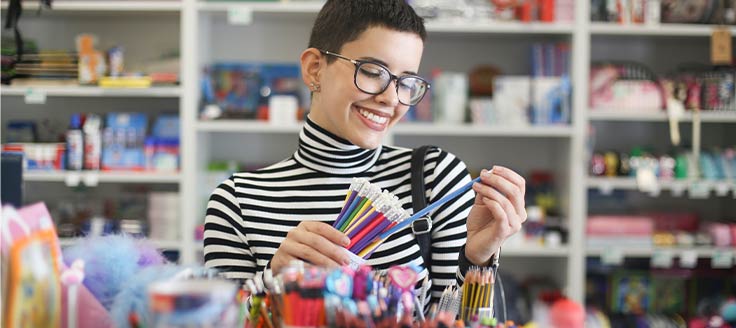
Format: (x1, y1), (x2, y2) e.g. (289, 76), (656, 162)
(590, 22), (736, 37)
(588, 110), (736, 123)
(59, 237), (182, 249)
(196, 120), (303, 133)
(1, 86), (181, 98)
(501, 245), (570, 257)
(198, 1), (323, 13)
(24, 171), (181, 184)
(425, 21), (574, 35)
(587, 247), (734, 259)
(0, 1), (181, 12)
(587, 177), (735, 197)
(393, 123), (574, 137)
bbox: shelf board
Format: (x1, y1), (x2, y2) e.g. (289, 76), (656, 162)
(425, 21), (574, 35)
(24, 171), (181, 184)
(590, 22), (736, 36)
(196, 120), (303, 133)
(501, 245), (569, 257)
(588, 110), (736, 123)
(59, 237), (182, 249)
(198, 1), (323, 13)
(393, 123), (574, 137)
(1, 86), (181, 98)
(587, 177), (735, 196)
(586, 247), (733, 259)
(0, 1), (181, 12)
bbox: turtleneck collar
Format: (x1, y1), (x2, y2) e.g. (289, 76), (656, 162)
(293, 117), (382, 175)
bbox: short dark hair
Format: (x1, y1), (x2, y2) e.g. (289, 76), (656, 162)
(308, 0), (426, 63)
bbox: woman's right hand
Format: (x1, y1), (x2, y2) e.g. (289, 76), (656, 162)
(270, 221), (352, 274)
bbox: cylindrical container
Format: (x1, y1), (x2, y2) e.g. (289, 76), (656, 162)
(148, 279), (239, 328)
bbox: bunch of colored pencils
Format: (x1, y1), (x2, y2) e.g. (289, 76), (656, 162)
(460, 267), (495, 323)
(333, 178), (409, 258)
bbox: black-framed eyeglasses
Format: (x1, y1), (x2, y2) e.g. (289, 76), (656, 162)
(319, 49), (430, 106)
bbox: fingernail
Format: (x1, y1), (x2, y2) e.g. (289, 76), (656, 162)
(342, 236), (351, 247)
(482, 170), (493, 178)
(342, 257), (351, 266)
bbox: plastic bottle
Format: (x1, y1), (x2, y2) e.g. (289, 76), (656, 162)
(66, 114), (84, 171)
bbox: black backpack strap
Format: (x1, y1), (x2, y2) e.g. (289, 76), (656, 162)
(411, 145), (433, 271)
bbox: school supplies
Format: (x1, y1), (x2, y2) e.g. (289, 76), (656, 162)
(334, 176), (482, 259)
(460, 267), (496, 323)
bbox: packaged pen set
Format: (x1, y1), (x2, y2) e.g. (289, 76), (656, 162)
(241, 261), (504, 328)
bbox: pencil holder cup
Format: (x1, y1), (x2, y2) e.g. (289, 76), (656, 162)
(460, 307), (494, 325)
(148, 279), (239, 328)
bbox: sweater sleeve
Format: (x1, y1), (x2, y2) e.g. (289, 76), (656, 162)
(424, 148), (475, 303)
(203, 176), (257, 280)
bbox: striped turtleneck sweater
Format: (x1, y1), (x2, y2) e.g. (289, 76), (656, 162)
(203, 117), (475, 304)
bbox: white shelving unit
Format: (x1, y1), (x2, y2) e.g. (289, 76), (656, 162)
(0, 1), (182, 12)
(23, 171), (181, 184)
(585, 8), (736, 315)
(4, 0), (734, 307)
(1, 86), (181, 98)
(590, 22), (736, 36)
(59, 237), (182, 249)
(588, 109), (736, 122)
(586, 246), (735, 259)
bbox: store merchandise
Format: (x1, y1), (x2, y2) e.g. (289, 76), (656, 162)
(590, 147), (736, 182)
(200, 62), (307, 120)
(1, 203), (63, 328)
(409, 0), (573, 23)
(587, 212), (736, 250)
(147, 192), (180, 241)
(591, 0), (736, 25)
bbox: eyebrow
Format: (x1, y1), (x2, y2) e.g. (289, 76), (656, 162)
(358, 56), (418, 76)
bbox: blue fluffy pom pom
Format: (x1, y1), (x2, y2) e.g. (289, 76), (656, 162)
(62, 235), (165, 310)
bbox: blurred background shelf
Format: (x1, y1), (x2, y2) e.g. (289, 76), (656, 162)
(24, 171), (181, 184)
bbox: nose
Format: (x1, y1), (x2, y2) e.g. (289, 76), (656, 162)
(373, 78), (400, 107)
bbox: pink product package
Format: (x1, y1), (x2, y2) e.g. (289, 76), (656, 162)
(1, 203), (113, 328)
(586, 215), (654, 236)
(705, 222), (733, 247)
(643, 212), (699, 232)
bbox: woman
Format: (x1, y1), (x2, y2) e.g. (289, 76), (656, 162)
(204, 0), (527, 307)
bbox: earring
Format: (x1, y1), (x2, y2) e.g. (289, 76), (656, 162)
(310, 82), (320, 92)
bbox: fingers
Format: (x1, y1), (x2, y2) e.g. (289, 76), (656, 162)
(273, 221), (351, 272)
(303, 221), (351, 247)
(477, 170), (526, 219)
(480, 197), (522, 234)
(491, 166), (526, 195)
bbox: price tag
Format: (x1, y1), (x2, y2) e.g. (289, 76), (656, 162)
(671, 183), (686, 197)
(24, 88), (47, 104)
(83, 172), (99, 187)
(711, 28), (732, 65)
(688, 181), (710, 199)
(651, 249), (674, 268)
(227, 7), (253, 25)
(598, 180), (613, 196)
(636, 168), (658, 193)
(64, 172), (81, 187)
(601, 248), (624, 265)
(648, 184), (661, 197)
(711, 249), (734, 269)
(680, 250), (698, 268)
(715, 182), (730, 197)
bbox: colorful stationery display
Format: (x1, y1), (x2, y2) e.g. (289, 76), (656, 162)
(334, 177), (482, 259)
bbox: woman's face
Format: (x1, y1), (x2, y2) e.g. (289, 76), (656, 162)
(308, 26), (424, 149)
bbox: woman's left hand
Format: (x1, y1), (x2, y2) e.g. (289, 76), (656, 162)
(466, 166), (528, 266)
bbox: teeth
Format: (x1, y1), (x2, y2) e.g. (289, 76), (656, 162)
(358, 108), (388, 124)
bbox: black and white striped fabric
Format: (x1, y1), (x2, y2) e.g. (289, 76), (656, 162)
(204, 117), (474, 305)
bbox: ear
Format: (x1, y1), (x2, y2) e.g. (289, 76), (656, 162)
(300, 48), (323, 89)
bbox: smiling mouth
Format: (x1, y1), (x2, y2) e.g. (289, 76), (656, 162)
(355, 106), (389, 125)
